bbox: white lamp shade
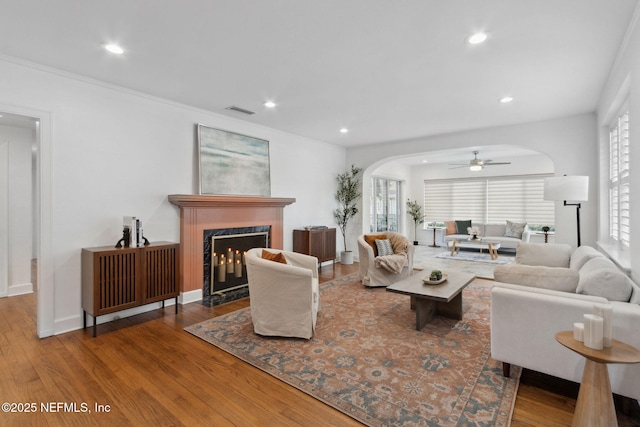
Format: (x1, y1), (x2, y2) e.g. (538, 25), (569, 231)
(544, 176), (589, 201)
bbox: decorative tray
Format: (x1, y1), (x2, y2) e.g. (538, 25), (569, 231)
(422, 274), (448, 285)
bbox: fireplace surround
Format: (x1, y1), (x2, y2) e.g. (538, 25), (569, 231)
(168, 195), (295, 304)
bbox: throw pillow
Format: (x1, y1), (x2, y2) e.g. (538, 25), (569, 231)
(455, 220), (472, 234)
(576, 257), (632, 302)
(444, 220), (457, 235)
(569, 246), (605, 270)
(364, 234), (385, 256)
(504, 220), (527, 238)
(375, 239), (394, 257)
(261, 250), (287, 264)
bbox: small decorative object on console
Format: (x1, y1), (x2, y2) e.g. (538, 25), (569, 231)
(116, 216), (150, 248)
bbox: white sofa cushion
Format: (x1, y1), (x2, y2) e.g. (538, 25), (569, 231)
(494, 264), (579, 292)
(515, 243), (572, 267)
(576, 257), (632, 302)
(484, 223), (506, 236)
(569, 245), (605, 270)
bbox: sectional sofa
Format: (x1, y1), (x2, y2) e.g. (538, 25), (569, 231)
(443, 220), (531, 250)
(491, 243), (640, 401)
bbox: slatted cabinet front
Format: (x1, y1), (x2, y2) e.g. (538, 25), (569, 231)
(82, 242), (179, 336)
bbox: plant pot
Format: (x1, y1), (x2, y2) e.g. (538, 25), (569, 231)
(340, 251), (354, 265)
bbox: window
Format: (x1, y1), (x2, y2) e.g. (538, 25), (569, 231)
(423, 175), (554, 229)
(609, 105), (630, 247)
(370, 177), (400, 232)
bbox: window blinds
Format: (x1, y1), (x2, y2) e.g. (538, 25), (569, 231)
(609, 107), (630, 247)
(423, 175), (554, 225)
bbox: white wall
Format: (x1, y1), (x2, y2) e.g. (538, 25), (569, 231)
(347, 113), (598, 253)
(596, 5), (640, 280)
(0, 57), (346, 335)
(0, 124), (34, 296)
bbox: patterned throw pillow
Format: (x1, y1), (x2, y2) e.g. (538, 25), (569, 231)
(504, 220), (527, 239)
(375, 239), (394, 257)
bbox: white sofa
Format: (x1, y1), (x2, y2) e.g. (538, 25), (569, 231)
(357, 232), (414, 288)
(491, 243), (640, 400)
(245, 248), (319, 339)
(444, 222), (531, 250)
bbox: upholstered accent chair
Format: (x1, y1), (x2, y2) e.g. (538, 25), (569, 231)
(245, 248), (319, 339)
(357, 232), (414, 288)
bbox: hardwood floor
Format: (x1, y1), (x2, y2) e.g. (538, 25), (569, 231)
(1, 262), (638, 426)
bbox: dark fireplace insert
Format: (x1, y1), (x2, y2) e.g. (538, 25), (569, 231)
(202, 225), (270, 306)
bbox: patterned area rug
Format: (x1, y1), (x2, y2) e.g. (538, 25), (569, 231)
(185, 274), (521, 426)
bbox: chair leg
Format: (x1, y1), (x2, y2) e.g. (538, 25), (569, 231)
(502, 362), (511, 377)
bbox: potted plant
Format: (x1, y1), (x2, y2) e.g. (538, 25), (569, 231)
(333, 164), (362, 264)
(430, 269), (442, 281)
(406, 199), (424, 245)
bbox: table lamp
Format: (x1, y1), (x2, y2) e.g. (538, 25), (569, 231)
(544, 176), (589, 246)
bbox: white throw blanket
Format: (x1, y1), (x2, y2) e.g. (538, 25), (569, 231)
(375, 253), (408, 274)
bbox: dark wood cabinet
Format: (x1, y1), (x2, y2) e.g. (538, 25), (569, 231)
(293, 228), (336, 269)
(82, 242), (179, 336)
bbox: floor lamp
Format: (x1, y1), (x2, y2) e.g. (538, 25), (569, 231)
(544, 176), (589, 247)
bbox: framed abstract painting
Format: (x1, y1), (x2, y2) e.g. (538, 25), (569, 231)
(197, 124), (271, 196)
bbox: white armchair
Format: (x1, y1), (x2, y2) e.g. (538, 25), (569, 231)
(245, 248), (319, 339)
(357, 232), (414, 288)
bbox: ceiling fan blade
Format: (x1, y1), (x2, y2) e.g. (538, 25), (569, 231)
(484, 162), (511, 166)
(448, 165), (469, 169)
(448, 163), (469, 166)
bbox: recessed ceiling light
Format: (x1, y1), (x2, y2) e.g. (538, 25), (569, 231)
(340, 128), (349, 134)
(500, 96), (514, 103)
(467, 32), (488, 45)
(422, 160), (428, 163)
(264, 101), (277, 108)
(104, 43), (124, 54)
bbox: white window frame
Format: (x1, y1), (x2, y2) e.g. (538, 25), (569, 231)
(609, 103), (630, 247)
(370, 177), (401, 232)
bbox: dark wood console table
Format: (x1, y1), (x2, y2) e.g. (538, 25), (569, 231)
(82, 241), (179, 337)
(293, 228), (336, 270)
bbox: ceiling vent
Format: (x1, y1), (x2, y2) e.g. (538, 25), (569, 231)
(225, 106), (255, 115)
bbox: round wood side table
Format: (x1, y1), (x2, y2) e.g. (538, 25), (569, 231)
(555, 331), (640, 427)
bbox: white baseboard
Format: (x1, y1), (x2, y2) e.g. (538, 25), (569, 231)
(8, 282), (33, 296)
(180, 288), (203, 305)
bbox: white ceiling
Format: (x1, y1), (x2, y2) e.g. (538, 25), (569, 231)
(0, 1), (637, 148)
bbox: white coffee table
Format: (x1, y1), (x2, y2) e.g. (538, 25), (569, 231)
(450, 238), (501, 260)
(386, 270), (476, 330)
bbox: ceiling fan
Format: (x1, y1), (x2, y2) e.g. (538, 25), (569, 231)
(448, 150), (511, 171)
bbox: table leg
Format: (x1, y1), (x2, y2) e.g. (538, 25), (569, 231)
(429, 228), (438, 247)
(436, 292), (463, 320)
(572, 359), (618, 427)
(414, 298), (436, 330)
(488, 243), (498, 260)
(450, 241), (457, 256)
